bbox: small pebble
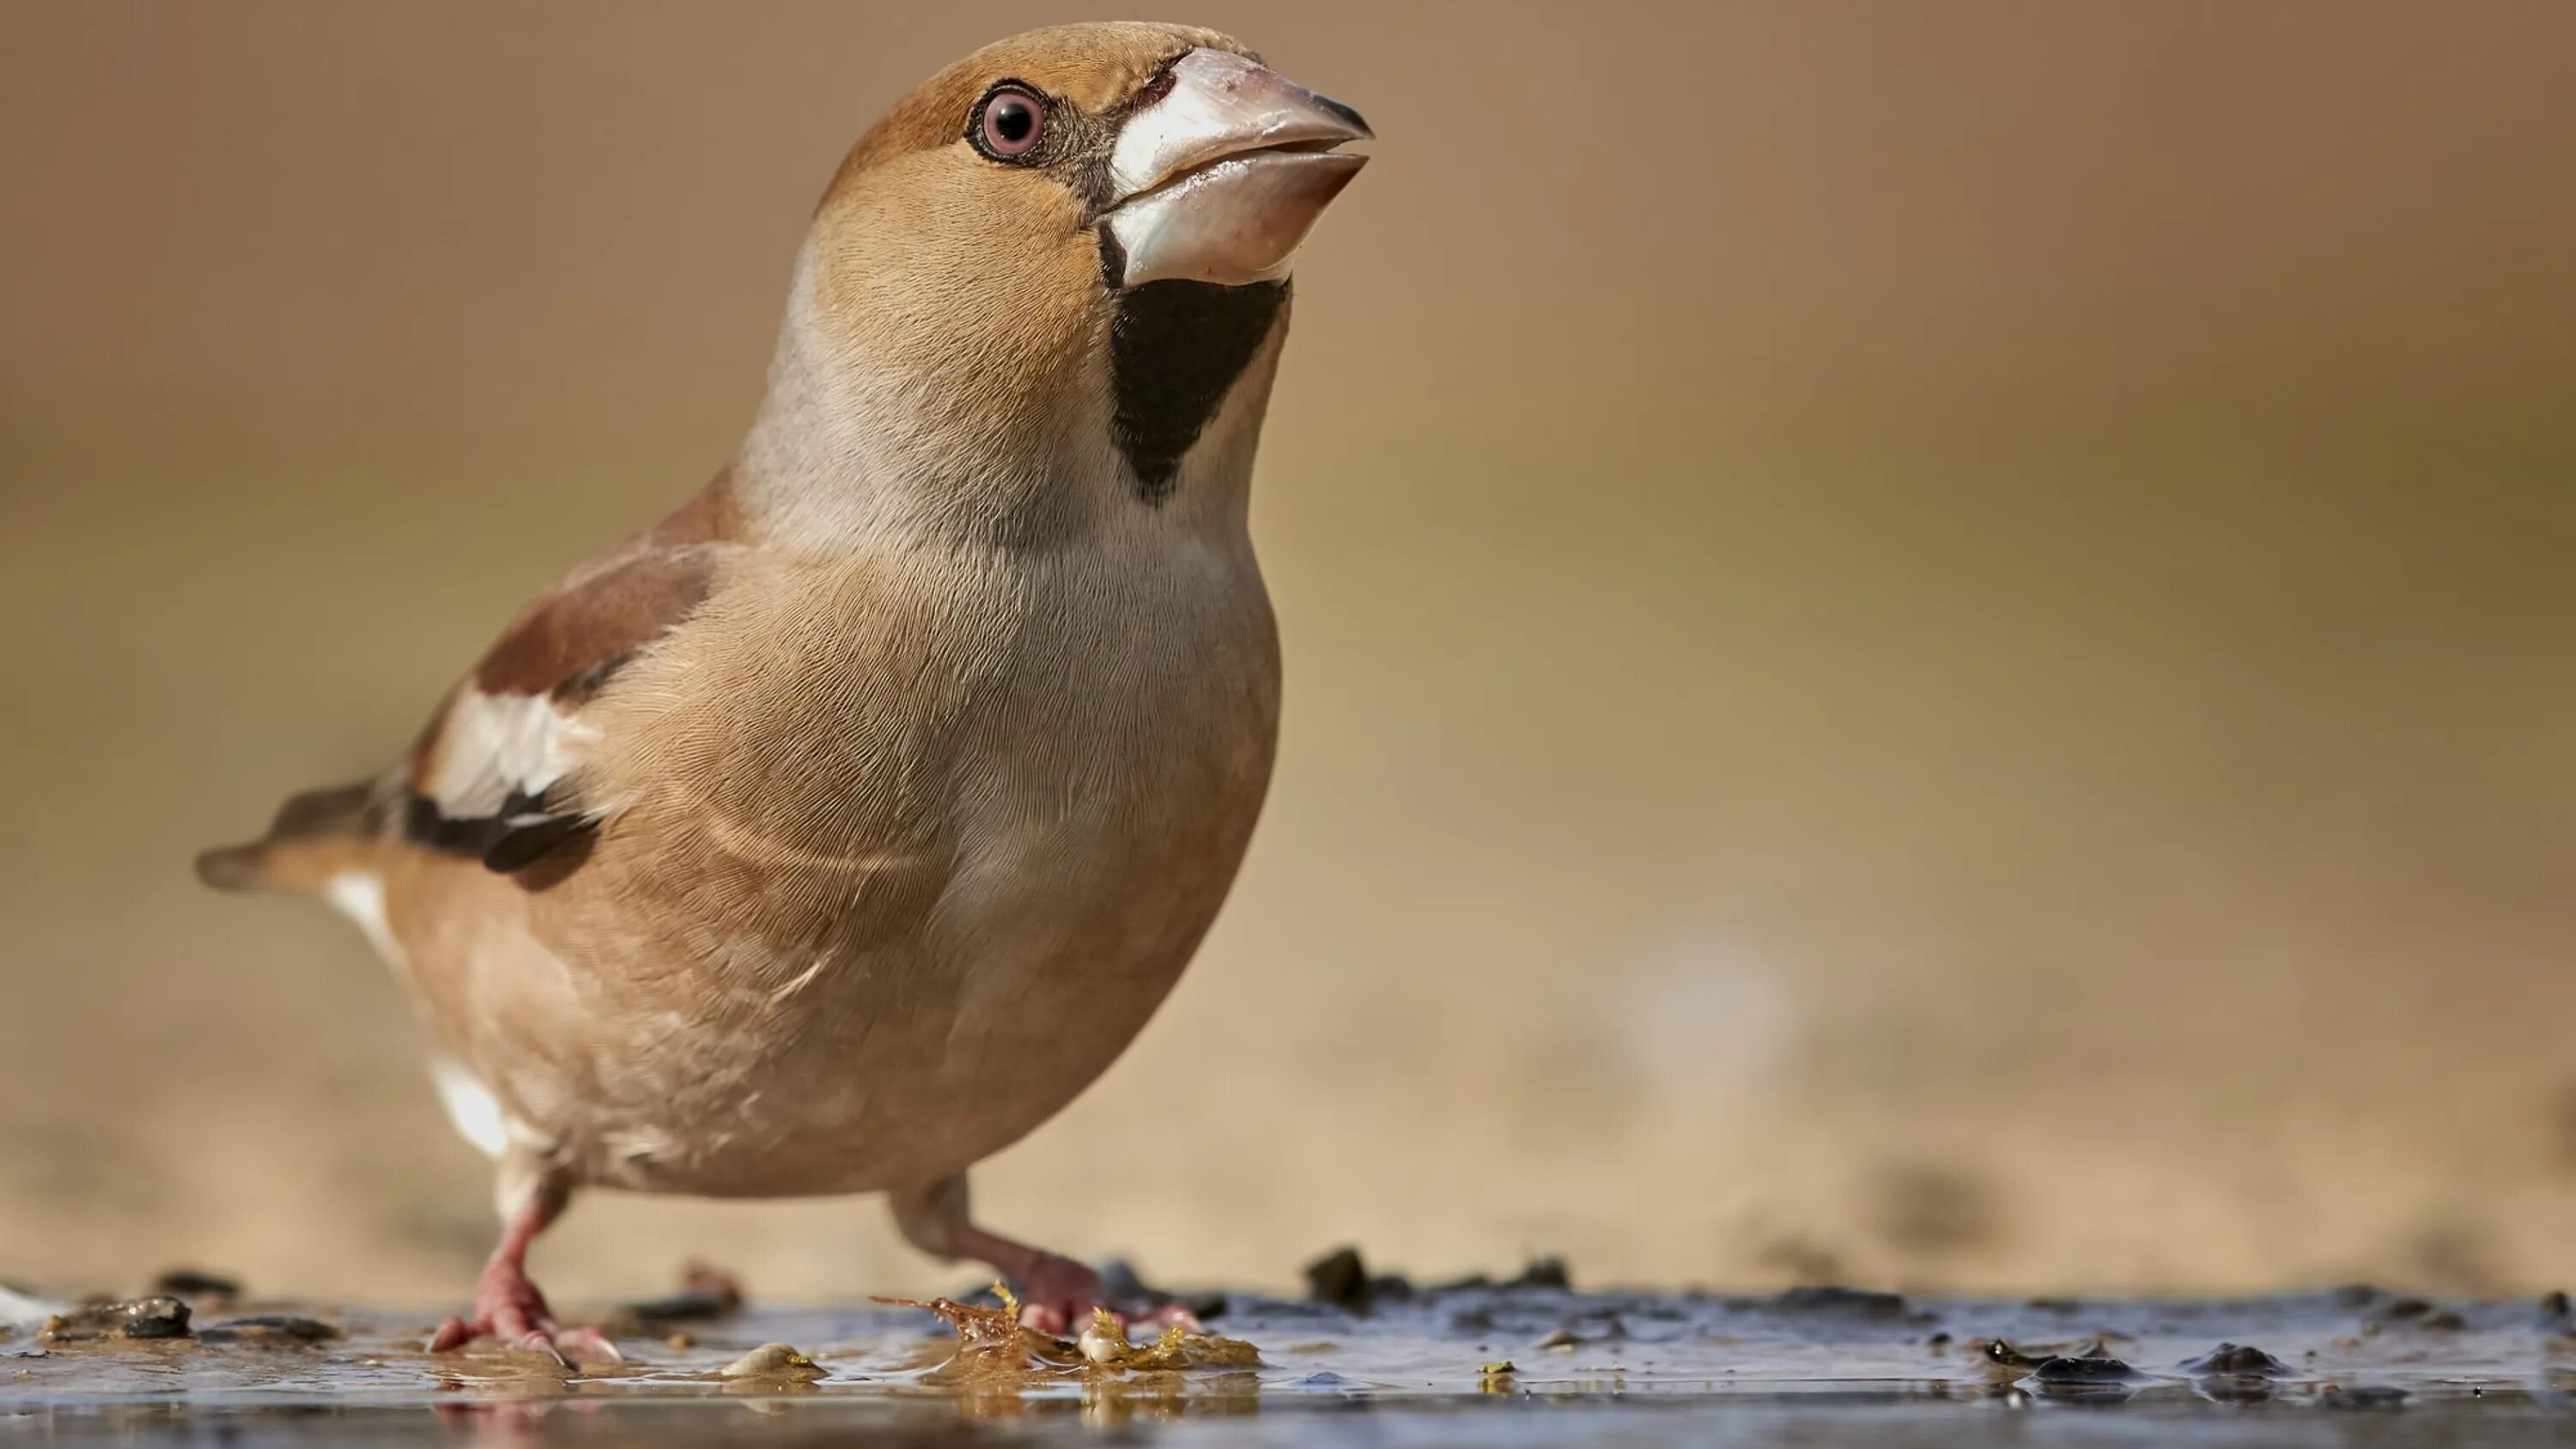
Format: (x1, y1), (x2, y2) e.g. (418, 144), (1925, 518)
(721, 1343), (824, 1381)
(1078, 1316), (1127, 1367)
(1977, 1338), (2042, 1369)
(1536, 1329), (1578, 1350)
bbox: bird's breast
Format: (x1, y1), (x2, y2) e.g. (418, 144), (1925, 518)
(489, 538), (1279, 1194)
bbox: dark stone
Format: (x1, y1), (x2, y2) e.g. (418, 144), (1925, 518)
(1303, 1246), (1408, 1312)
(613, 1289), (735, 1325)
(197, 1315), (339, 1345)
(1504, 1257), (1571, 1291)
(1303, 1246), (1371, 1310)
(2028, 1354), (2137, 1385)
(150, 1270), (242, 1300)
(1772, 1286), (1907, 1317)
(2178, 1342), (2293, 1378)
(605, 1260), (746, 1331)
(43, 1296), (191, 1342)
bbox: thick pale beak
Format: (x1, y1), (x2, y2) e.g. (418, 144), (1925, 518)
(1102, 48), (1371, 288)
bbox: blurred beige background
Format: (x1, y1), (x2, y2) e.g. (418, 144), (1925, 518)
(4, 2), (2573, 1306)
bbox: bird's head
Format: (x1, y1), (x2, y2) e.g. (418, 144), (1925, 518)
(741, 22), (1370, 542)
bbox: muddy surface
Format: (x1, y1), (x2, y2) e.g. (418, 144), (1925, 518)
(9, 1271), (2576, 1445)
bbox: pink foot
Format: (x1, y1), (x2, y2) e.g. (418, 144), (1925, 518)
(425, 1258), (622, 1367)
(1011, 1252), (1201, 1337)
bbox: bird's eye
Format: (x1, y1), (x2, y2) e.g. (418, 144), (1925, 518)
(977, 88), (1047, 159)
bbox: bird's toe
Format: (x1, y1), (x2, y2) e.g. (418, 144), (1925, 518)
(552, 1325), (625, 1364)
(425, 1315), (478, 1354)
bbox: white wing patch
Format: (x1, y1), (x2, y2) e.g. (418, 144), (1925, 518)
(424, 688), (598, 821)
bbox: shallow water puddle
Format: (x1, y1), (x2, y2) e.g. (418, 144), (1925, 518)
(8, 1277), (2576, 1443)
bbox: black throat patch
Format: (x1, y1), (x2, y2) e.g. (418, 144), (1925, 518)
(1107, 278), (1285, 505)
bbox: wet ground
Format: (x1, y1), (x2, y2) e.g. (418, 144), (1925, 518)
(9, 1265), (2576, 1446)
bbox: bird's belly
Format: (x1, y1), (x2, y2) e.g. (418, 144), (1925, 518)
(550, 809), (1248, 1197)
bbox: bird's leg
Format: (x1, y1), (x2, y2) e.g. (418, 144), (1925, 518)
(427, 1165), (620, 1367)
(887, 1173), (1197, 1336)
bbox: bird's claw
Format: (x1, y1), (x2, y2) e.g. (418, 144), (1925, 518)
(424, 1267), (623, 1367)
(424, 1314), (623, 1367)
(1007, 1253), (1202, 1337)
(552, 1325), (625, 1363)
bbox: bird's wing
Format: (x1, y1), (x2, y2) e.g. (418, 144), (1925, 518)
(405, 534), (725, 873)
(199, 474), (740, 889)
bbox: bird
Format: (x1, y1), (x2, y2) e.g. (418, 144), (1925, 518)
(195, 21), (1369, 1365)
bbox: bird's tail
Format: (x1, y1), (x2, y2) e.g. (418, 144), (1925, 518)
(195, 777), (392, 894)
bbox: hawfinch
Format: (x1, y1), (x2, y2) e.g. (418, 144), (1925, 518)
(197, 21), (1368, 1364)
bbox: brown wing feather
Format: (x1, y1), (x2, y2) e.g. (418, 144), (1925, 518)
(470, 475), (742, 700)
(198, 470), (741, 893)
